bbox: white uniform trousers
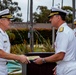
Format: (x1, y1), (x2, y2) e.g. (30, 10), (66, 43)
(56, 61), (76, 75)
(0, 62), (8, 75)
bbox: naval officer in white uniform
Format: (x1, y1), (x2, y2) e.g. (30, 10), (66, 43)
(0, 9), (30, 75)
(34, 7), (76, 75)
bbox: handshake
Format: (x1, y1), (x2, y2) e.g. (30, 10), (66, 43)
(27, 56), (46, 64)
(18, 55), (46, 64)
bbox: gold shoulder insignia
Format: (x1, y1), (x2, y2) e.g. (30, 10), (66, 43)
(59, 27), (64, 32)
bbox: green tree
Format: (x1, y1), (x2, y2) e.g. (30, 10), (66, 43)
(7, 30), (15, 41)
(33, 6), (51, 23)
(61, 6), (73, 23)
(33, 6), (73, 23)
(0, 0), (23, 22)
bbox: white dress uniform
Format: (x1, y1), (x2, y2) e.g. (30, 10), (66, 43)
(0, 28), (10, 75)
(55, 23), (76, 75)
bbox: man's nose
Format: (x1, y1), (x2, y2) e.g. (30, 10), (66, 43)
(49, 18), (52, 22)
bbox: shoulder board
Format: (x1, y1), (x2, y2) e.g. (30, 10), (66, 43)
(59, 27), (64, 32)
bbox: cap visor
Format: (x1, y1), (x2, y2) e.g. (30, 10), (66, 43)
(48, 15), (54, 18)
(2, 14), (13, 19)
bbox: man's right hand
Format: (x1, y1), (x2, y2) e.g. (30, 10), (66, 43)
(18, 55), (30, 64)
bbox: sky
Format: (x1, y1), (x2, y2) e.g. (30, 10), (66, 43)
(13, 0), (72, 22)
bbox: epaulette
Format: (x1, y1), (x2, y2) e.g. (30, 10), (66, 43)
(59, 27), (64, 32)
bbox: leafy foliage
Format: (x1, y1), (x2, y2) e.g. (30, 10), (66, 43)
(11, 43), (31, 54)
(43, 39), (54, 52)
(33, 6), (73, 23)
(7, 29), (55, 45)
(7, 29), (55, 53)
(0, 0), (22, 22)
(62, 6), (73, 11)
(33, 6), (51, 23)
(62, 6), (73, 23)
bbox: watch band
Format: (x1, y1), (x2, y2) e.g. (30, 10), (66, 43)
(42, 58), (46, 63)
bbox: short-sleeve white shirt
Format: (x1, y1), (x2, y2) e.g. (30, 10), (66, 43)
(55, 23), (76, 64)
(0, 28), (10, 62)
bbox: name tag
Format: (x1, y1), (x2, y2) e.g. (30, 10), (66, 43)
(4, 41), (7, 43)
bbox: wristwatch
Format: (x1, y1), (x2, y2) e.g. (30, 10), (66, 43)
(42, 58), (46, 63)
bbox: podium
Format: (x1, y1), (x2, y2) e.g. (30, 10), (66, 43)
(22, 52), (56, 75)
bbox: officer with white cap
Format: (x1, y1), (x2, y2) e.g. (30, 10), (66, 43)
(0, 9), (30, 75)
(34, 7), (76, 75)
